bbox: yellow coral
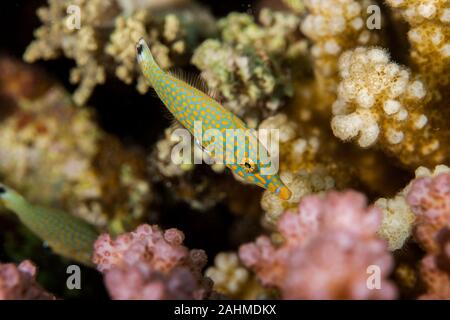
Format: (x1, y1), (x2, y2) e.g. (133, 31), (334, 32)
(386, 0), (450, 94)
(376, 164), (450, 250)
(205, 252), (250, 298)
(23, 0), (114, 105)
(261, 169), (334, 225)
(301, 0), (382, 109)
(331, 47), (447, 167)
(0, 60), (152, 232)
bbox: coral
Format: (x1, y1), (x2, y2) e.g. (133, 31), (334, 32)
(205, 252), (250, 298)
(0, 58), (152, 232)
(386, 0), (450, 94)
(301, 0), (382, 110)
(258, 112), (324, 174)
(277, 79), (407, 197)
(282, 0), (306, 14)
(105, 4), (216, 94)
(406, 171), (450, 298)
(205, 252), (269, 299)
(258, 113), (334, 221)
(376, 165), (450, 251)
(261, 169), (334, 226)
(24, 0), (216, 105)
(93, 224), (212, 299)
(148, 128), (227, 211)
(104, 265), (210, 300)
(375, 195), (415, 251)
(192, 9), (307, 120)
(331, 47), (448, 167)
(240, 190), (396, 299)
(0, 260), (55, 300)
(257, 110), (392, 226)
(151, 126), (211, 178)
(23, 0), (116, 105)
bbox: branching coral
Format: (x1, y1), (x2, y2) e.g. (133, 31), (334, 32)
(301, 0), (382, 110)
(282, 0), (306, 14)
(92, 224), (212, 299)
(407, 171), (450, 298)
(258, 112), (323, 173)
(205, 252), (250, 299)
(147, 126), (228, 211)
(261, 169), (335, 226)
(105, 4), (216, 94)
(151, 125), (218, 179)
(257, 111), (380, 225)
(0, 260), (55, 300)
(240, 190), (397, 299)
(192, 9), (307, 120)
(376, 164), (450, 251)
(23, 0), (117, 105)
(331, 47), (448, 167)
(24, 0), (216, 105)
(386, 0), (449, 94)
(0, 58), (152, 232)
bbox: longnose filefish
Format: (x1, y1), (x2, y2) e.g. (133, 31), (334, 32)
(136, 39), (292, 200)
(0, 184), (98, 266)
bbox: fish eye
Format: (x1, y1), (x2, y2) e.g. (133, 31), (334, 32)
(241, 159), (258, 173)
(0, 186), (6, 194)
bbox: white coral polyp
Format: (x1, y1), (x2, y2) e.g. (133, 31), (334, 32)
(441, 9), (450, 23)
(331, 113), (363, 141)
(441, 44), (450, 57)
(367, 48), (389, 64)
(383, 100), (401, 115)
(356, 88), (375, 108)
(358, 120), (380, 147)
(418, 4), (437, 19)
(386, 129), (404, 144)
(407, 80), (426, 99)
(414, 115), (428, 129)
(386, 0), (404, 7)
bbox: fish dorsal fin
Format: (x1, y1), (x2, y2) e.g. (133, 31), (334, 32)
(166, 68), (221, 102)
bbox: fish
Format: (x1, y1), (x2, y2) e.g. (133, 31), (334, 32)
(136, 39), (292, 200)
(0, 184), (98, 266)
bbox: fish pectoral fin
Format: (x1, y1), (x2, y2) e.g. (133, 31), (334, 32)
(169, 117), (184, 130)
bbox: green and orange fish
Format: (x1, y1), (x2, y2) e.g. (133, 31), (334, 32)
(0, 184), (97, 266)
(136, 39), (292, 200)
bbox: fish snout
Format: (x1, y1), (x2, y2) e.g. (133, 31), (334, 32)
(276, 185), (292, 201)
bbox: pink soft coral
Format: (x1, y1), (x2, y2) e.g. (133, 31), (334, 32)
(407, 173), (450, 299)
(92, 224), (212, 300)
(239, 190), (397, 299)
(0, 260), (55, 300)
